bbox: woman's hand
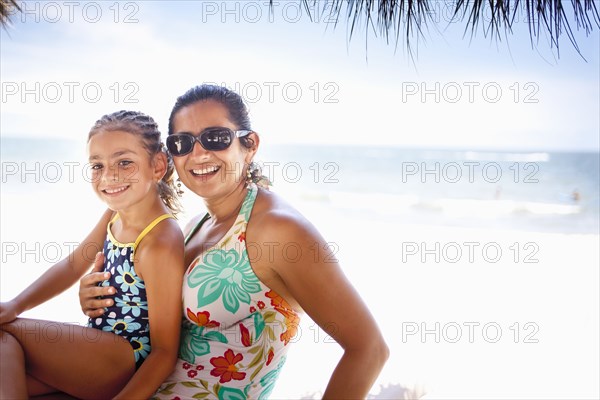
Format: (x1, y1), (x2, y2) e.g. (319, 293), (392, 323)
(78, 252), (116, 318)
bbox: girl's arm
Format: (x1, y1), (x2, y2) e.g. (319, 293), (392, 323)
(0, 209), (114, 324)
(252, 210), (390, 399)
(113, 220), (184, 399)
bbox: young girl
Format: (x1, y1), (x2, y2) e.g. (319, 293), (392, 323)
(0, 110), (185, 399)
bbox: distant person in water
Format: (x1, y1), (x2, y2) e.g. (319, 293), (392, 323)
(495, 185), (502, 200)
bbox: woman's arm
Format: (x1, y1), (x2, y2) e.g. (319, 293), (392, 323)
(252, 210), (389, 399)
(112, 220), (184, 399)
(0, 208), (114, 324)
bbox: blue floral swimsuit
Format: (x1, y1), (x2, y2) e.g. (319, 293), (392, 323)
(87, 213), (174, 369)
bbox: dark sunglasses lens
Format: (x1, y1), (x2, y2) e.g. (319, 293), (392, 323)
(201, 129), (233, 151)
(166, 135), (194, 156)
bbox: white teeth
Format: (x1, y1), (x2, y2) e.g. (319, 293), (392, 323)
(104, 186), (128, 194)
(192, 166), (219, 175)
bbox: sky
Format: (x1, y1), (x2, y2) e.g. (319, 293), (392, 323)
(0, 0), (599, 151)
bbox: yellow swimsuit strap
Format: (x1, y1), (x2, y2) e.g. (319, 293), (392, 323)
(134, 214), (174, 249)
(109, 213), (175, 249)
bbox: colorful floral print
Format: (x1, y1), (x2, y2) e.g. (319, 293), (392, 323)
(265, 290), (300, 345)
(210, 349), (246, 383)
(115, 259), (145, 295)
(116, 295), (147, 317)
(102, 317), (142, 334)
(187, 309), (221, 328)
(188, 248), (262, 313)
(131, 336), (151, 363)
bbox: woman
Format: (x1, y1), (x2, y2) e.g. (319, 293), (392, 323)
(79, 84), (389, 398)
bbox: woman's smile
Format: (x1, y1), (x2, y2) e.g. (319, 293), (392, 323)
(190, 164), (220, 177)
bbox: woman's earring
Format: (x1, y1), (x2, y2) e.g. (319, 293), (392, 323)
(246, 162), (254, 184)
(176, 178), (184, 196)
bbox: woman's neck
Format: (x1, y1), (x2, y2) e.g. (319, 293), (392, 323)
(203, 182), (249, 223)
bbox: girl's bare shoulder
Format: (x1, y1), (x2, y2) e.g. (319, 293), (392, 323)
(136, 216), (184, 255)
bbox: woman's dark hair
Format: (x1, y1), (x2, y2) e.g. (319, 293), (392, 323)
(88, 110), (182, 214)
(168, 84), (270, 187)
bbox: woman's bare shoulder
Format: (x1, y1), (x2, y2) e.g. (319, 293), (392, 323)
(249, 189), (321, 241)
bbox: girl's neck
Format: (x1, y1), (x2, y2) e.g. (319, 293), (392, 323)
(204, 182), (249, 224)
(116, 193), (169, 232)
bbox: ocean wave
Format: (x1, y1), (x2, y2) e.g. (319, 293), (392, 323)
(325, 191), (580, 217)
(463, 151), (550, 162)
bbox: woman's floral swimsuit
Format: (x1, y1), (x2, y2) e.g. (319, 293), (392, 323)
(154, 184), (301, 399)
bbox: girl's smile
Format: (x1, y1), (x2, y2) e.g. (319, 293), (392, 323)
(102, 184), (130, 196)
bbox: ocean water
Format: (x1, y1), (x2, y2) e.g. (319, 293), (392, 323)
(1, 137), (599, 399)
(259, 143), (599, 235)
(2, 137), (597, 234)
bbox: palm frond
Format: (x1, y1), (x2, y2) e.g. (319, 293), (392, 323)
(0, 0), (20, 27)
(270, 0), (599, 56)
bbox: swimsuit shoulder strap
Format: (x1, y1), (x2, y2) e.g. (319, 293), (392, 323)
(184, 183), (258, 246)
(184, 213), (211, 246)
(134, 214), (175, 249)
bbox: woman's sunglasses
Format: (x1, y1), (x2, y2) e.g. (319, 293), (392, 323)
(166, 127), (252, 156)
